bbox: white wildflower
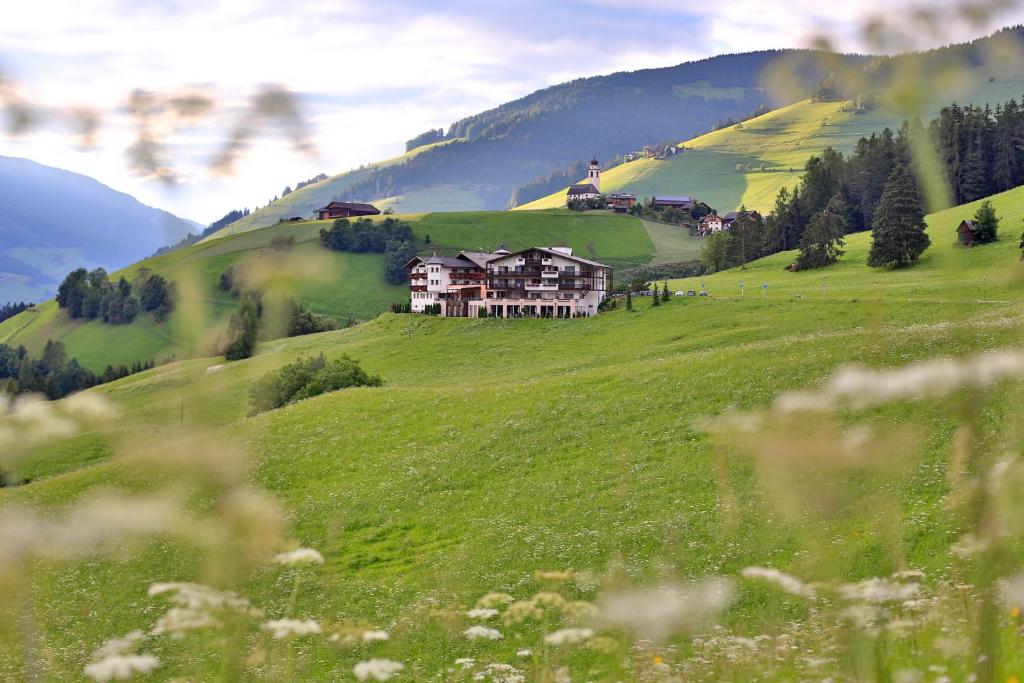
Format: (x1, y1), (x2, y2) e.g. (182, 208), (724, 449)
(467, 607), (499, 619)
(354, 658), (404, 681)
(150, 607), (219, 637)
(740, 566), (816, 598)
(474, 663), (524, 682)
(455, 657), (476, 668)
(92, 631), (144, 659)
(544, 627), (594, 646)
(463, 625), (503, 640)
(839, 578), (919, 603)
(361, 629), (389, 642)
(273, 547), (325, 566)
(475, 592), (515, 608)
(599, 578), (736, 641)
(62, 392), (119, 421)
(148, 582), (258, 614)
(83, 654), (160, 681)
(775, 349), (1024, 413)
(262, 618), (321, 639)
(516, 649), (532, 657)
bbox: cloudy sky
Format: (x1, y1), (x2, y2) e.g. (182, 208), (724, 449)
(1, 0), (1021, 224)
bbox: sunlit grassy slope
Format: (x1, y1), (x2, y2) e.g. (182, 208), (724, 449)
(201, 139), (464, 240)
(1, 186), (1022, 678)
(519, 66), (1024, 214)
(0, 210), (659, 369)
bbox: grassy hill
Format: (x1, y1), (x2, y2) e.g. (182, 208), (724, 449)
(0, 210), (669, 369)
(518, 64), (1024, 214)
(1, 184), (1022, 678)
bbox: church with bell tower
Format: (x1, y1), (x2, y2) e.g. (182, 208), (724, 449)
(566, 157), (602, 204)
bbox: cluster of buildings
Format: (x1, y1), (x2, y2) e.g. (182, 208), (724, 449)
(405, 246), (611, 318)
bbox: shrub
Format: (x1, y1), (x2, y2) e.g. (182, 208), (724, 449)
(249, 353), (381, 414)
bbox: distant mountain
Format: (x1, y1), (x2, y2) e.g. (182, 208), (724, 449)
(207, 49), (845, 241)
(0, 156), (199, 302)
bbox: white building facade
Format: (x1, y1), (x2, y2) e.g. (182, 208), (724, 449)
(406, 247), (611, 318)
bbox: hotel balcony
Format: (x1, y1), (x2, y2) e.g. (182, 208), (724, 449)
(410, 284), (427, 292)
(410, 272), (427, 280)
(525, 281), (558, 291)
(541, 269), (559, 278)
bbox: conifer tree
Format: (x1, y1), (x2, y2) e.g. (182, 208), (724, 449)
(970, 199), (999, 244)
(626, 290), (633, 311)
(661, 282), (670, 302)
(868, 164), (931, 268)
(796, 196), (847, 270)
(651, 283), (660, 306)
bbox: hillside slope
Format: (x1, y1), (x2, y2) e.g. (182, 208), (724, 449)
(202, 51), (836, 240)
(518, 63), (1024, 214)
(1, 186), (1022, 679)
(0, 210), (667, 369)
(0, 155), (199, 303)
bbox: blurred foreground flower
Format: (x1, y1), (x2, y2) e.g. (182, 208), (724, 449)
(599, 578), (736, 642)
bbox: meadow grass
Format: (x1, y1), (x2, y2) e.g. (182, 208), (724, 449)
(1, 186), (1022, 678)
(0, 210), (652, 369)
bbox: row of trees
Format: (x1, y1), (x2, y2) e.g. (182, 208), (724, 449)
(318, 217), (418, 285)
(0, 302), (30, 324)
(760, 96), (1024, 268)
(0, 340), (153, 400)
(930, 99), (1024, 205)
(56, 268), (174, 324)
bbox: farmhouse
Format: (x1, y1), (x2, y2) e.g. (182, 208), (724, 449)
(650, 195), (696, 210)
(315, 202), (381, 220)
(722, 209), (761, 227)
(697, 212), (725, 236)
(957, 219), (977, 245)
(607, 192), (637, 212)
(406, 246), (611, 318)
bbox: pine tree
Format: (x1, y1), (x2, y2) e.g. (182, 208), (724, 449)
(626, 290), (633, 311)
(661, 282), (670, 302)
(796, 196), (847, 270)
(868, 164), (931, 268)
(651, 283), (660, 306)
(971, 200), (999, 244)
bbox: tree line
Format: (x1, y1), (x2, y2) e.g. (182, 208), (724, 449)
(0, 302), (31, 324)
(318, 217), (417, 285)
(151, 208), (252, 256)
(56, 268), (174, 324)
(0, 339), (153, 400)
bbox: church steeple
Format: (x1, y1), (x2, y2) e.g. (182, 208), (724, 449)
(588, 157), (600, 192)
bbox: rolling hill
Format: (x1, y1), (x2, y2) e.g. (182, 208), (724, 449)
(0, 155), (200, 304)
(200, 51), (840, 240)
(1, 184), (1022, 679)
(518, 61), (1024, 214)
(0, 210), (687, 369)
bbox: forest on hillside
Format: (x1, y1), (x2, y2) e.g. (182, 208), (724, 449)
(347, 51), (831, 209)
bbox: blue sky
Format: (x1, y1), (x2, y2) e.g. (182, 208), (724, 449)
(1, 0), (1021, 223)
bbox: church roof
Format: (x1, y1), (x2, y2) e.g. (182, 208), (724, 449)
(567, 183), (600, 195)
(590, 158), (599, 165)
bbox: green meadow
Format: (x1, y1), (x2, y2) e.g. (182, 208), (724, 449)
(0, 210), (670, 370)
(1, 185), (1022, 678)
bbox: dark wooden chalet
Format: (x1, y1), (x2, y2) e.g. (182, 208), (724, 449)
(316, 202), (381, 220)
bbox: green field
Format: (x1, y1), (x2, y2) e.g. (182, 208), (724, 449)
(0, 210), (660, 369)
(1, 183), (1022, 678)
(519, 65), (1024, 214)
